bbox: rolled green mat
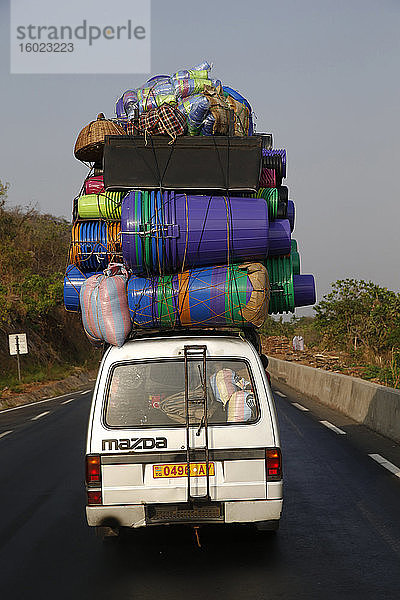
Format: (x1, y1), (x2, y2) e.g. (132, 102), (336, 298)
(78, 192), (123, 220)
(142, 190), (152, 271)
(266, 254), (295, 313)
(251, 188), (278, 220)
(291, 239), (300, 275)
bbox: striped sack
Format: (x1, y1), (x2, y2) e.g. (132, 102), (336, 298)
(210, 369), (241, 406)
(79, 263), (131, 347)
(227, 391), (256, 422)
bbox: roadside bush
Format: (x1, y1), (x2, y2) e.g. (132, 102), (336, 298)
(314, 279), (400, 363)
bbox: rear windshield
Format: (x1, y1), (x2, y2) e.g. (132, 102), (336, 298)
(104, 359), (259, 428)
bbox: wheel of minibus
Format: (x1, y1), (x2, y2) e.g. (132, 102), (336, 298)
(255, 520), (279, 534)
(94, 525), (120, 542)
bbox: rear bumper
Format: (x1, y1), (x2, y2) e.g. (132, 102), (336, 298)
(86, 498), (283, 528)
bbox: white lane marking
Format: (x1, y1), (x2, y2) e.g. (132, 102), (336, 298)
(0, 430), (13, 439)
(31, 411), (50, 421)
(62, 399), (74, 404)
(275, 391), (287, 398)
(320, 420), (346, 435)
(80, 390), (90, 395)
(369, 454), (400, 478)
(0, 393), (74, 413)
(293, 402), (309, 412)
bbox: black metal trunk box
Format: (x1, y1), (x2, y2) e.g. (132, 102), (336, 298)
(103, 135), (262, 192)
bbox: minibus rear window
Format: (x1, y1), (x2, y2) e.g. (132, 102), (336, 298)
(104, 359), (259, 428)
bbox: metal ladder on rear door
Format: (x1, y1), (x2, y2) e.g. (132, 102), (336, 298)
(184, 345), (211, 504)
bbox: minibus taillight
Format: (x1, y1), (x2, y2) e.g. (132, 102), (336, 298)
(266, 448), (282, 481)
(87, 490), (102, 505)
(86, 454), (101, 484)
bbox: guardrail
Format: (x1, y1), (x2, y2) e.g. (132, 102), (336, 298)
(268, 357), (400, 443)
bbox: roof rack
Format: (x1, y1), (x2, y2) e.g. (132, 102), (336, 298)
(125, 326), (261, 353)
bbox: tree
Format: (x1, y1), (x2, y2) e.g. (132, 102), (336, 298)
(0, 180), (9, 210)
(314, 279), (400, 360)
(0, 181), (71, 324)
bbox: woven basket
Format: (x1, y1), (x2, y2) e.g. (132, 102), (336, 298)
(74, 113), (125, 163)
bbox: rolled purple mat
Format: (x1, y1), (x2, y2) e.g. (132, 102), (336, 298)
(266, 219), (291, 256)
(287, 200), (295, 232)
(173, 192), (269, 268)
(121, 191), (291, 274)
(293, 274), (316, 307)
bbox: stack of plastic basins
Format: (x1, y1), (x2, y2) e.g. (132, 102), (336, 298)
(260, 148), (316, 313)
(63, 177), (123, 312)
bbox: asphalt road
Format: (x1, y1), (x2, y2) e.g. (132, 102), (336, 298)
(0, 382), (400, 600)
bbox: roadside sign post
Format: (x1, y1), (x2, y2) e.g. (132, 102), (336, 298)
(16, 336), (21, 382)
(8, 333), (28, 381)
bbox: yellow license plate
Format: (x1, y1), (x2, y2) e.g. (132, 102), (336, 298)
(153, 462), (215, 478)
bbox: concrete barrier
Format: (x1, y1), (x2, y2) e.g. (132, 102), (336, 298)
(0, 369), (96, 411)
(268, 357), (400, 443)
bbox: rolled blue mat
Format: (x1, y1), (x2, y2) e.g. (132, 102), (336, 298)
(293, 274), (316, 307)
(127, 263), (268, 329)
(63, 264), (96, 312)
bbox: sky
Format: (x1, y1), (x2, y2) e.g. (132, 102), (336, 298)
(1, 0), (399, 312)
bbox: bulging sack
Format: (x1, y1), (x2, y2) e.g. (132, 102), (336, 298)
(210, 368), (248, 406)
(122, 90), (139, 119)
(173, 78), (219, 100)
(135, 104), (187, 141)
(136, 81), (176, 113)
(227, 391), (255, 422)
(177, 94), (210, 134)
(223, 86), (254, 135)
(79, 263), (131, 347)
(116, 95), (125, 119)
(203, 85), (230, 134)
(226, 95), (251, 136)
(201, 113), (215, 135)
(172, 61), (212, 80)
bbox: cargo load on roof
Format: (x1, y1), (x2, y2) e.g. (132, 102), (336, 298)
(65, 61), (316, 347)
